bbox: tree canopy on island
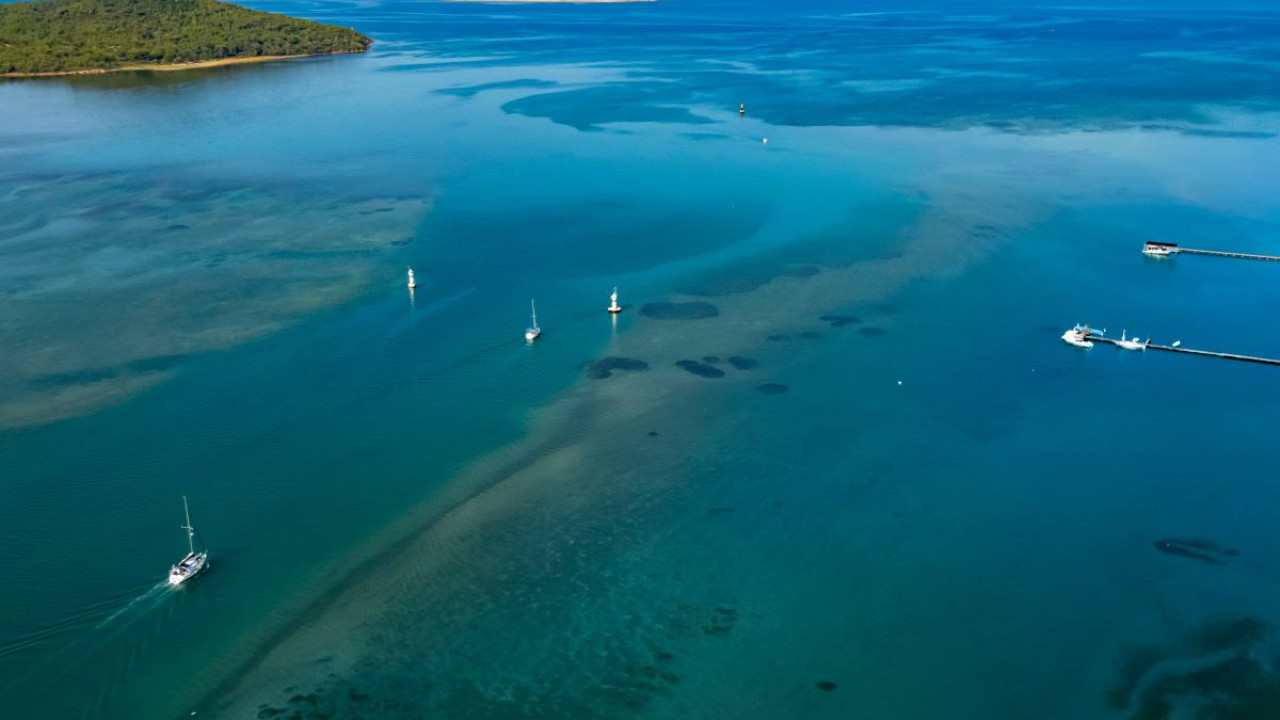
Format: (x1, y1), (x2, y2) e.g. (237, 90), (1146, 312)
(0, 0), (371, 75)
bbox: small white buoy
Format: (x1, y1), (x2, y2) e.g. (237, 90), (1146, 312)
(406, 267), (417, 289)
(897, 380), (903, 386)
(762, 137), (769, 144)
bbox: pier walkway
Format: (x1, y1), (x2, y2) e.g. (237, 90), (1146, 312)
(1143, 241), (1280, 263)
(1176, 248), (1280, 263)
(1088, 336), (1280, 367)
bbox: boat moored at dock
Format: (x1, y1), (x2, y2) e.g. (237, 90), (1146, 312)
(1061, 325), (1280, 366)
(1115, 331), (1148, 350)
(1061, 324), (1096, 348)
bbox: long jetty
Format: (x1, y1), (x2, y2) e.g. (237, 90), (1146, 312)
(1088, 336), (1280, 366)
(1177, 248), (1280, 262)
(1144, 241), (1280, 263)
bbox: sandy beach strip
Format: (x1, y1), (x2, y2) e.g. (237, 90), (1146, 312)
(1, 49), (368, 79)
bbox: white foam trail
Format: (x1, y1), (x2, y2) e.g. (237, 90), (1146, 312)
(0, 580), (172, 703)
(94, 581), (170, 631)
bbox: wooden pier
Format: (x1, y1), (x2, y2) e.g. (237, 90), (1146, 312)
(1143, 241), (1280, 263)
(1087, 335), (1280, 366)
(1177, 248), (1280, 262)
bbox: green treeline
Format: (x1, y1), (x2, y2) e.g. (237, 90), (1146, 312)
(0, 0), (371, 74)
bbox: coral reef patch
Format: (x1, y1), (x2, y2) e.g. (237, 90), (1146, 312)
(702, 606), (739, 635)
(1154, 538), (1238, 565)
(676, 360), (725, 378)
(820, 315), (861, 327)
(585, 357), (650, 379)
(1108, 618), (1280, 720)
(640, 302), (719, 320)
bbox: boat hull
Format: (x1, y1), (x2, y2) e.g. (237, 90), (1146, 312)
(1061, 330), (1093, 348)
(168, 552), (209, 586)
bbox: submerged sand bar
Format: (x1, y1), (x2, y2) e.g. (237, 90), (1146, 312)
(201, 178), (1040, 719)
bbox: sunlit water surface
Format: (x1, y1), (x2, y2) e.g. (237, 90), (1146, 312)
(2, 2), (1279, 719)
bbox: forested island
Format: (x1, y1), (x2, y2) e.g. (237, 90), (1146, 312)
(0, 0), (371, 76)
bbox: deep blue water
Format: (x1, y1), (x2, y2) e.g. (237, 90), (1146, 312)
(2, 2), (1279, 719)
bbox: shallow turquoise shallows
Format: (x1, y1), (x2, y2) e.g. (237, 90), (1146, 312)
(2, 2), (1280, 719)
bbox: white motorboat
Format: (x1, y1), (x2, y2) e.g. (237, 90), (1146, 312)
(607, 287), (622, 314)
(1115, 330), (1147, 351)
(1061, 324), (1094, 349)
(1142, 241), (1177, 257)
(525, 299), (541, 342)
(168, 497), (208, 587)
(407, 267), (417, 289)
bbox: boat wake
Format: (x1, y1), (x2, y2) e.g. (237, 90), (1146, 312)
(94, 581), (171, 631)
(0, 578), (178, 711)
(0, 573), (175, 676)
(0, 580), (157, 663)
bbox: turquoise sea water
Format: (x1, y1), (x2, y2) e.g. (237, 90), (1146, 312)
(2, 2), (1280, 719)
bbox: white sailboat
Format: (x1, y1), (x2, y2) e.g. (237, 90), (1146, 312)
(407, 267), (417, 289)
(525, 299), (542, 342)
(608, 287), (622, 314)
(168, 496), (208, 587)
(1115, 330), (1147, 351)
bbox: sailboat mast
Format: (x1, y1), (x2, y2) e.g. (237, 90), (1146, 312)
(531, 299), (538, 329)
(182, 496), (194, 555)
